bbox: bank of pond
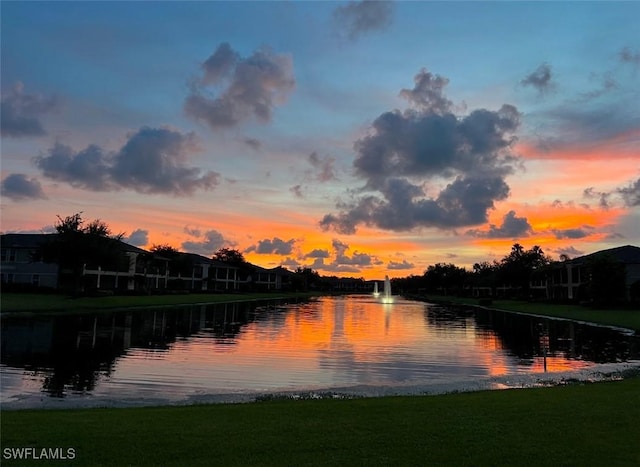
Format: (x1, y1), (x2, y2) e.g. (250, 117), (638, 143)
(2, 377), (639, 466)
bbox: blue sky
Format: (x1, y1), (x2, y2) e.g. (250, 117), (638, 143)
(2, 1), (639, 278)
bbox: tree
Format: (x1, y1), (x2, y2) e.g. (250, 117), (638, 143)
(150, 244), (193, 279)
(292, 267), (320, 291)
(497, 244), (551, 297)
(38, 213), (124, 293)
(213, 248), (247, 266)
(213, 248), (252, 288)
(149, 244), (180, 257)
(423, 263), (469, 296)
(471, 261), (499, 293)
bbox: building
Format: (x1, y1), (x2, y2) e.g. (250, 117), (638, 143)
(537, 245), (640, 302)
(1, 233), (291, 294)
(1, 234), (59, 289)
(251, 265), (294, 291)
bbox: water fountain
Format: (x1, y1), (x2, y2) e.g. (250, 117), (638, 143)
(373, 282), (380, 297)
(382, 275), (393, 304)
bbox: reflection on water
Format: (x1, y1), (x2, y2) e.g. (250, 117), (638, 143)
(1, 295), (638, 403)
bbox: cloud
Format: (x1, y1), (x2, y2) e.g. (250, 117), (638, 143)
(333, 1), (394, 41)
(583, 187), (611, 209)
(0, 82), (58, 138)
(245, 237), (295, 255)
(619, 46), (640, 65)
(553, 246), (584, 260)
(535, 102), (639, 153)
(280, 257), (301, 269)
(125, 229), (149, 247)
(311, 258), (361, 274)
(466, 210), (532, 239)
(520, 63), (555, 95)
(331, 238), (378, 266)
(551, 228), (591, 240)
(617, 178), (640, 206)
(521, 62), (638, 155)
(200, 42), (239, 85)
(34, 127), (220, 195)
(181, 229), (229, 256)
(399, 69), (452, 114)
(307, 151), (338, 182)
(241, 137), (262, 150)
(290, 184), (304, 198)
(1, 173), (47, 201)
(185, 43), (295, 130)
(321, 175), (512, 234)
(388, 259), (414, 270)
(305, 249), (330, 258)
(183, 226), (202, 237)
(579, 72), (617, 101)
(579, 178), (640, 209)
(320, 69), (520, 234)
(301, 240), (380, 274)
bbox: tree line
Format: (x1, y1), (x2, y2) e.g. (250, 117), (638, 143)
(34, 213), (630, 303)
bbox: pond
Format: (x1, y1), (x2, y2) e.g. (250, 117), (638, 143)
(1, 295), (639, 408)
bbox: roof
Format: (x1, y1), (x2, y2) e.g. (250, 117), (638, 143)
(1, 233), (148, 255)
(114, 240), (149, 255)
(570, 245), (640, 265)
(251, 264), (294, 275)
(177, 252), (239, 268)
(1, 233), (56, 249)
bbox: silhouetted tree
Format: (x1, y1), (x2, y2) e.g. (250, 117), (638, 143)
(471, 261), (499, 294)
(392, 274), (425, 293)
(497, 244), (551, 297)
(213, 248), (253, 289)
(150, 244), (180, 257)
(38, 213), (124, 293)
(213, 248), (246, 265)
(292, 267), (320, 291)
(424, 263), (469, 296)
(150, 244), (193, 279)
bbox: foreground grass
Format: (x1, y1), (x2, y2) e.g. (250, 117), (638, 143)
(423, 295), (640, 332)
(2, 378), (639, 466)
(0, 291), (321, 314)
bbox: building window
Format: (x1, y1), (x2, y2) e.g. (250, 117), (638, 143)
(1, 249), (16, 262)
(32, 274), (40, 286)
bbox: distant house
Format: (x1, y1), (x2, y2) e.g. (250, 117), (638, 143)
(84, 249), (243, 293)
(535, 245), (640, 302)
(1, 234), (59, 289)
(251, 265), (294, 291)
(81, 241), (149, 291)
(1, 233), (244, 293)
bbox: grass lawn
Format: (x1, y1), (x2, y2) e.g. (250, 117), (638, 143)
(423, 295), (640, 333)
(0, 291), (322, 314)
(2, 378), (639, 466)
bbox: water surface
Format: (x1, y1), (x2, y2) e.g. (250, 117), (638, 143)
(1, 295), (638, 408)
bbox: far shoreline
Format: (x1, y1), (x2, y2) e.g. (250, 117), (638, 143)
(2, 291), (639, 333)
(0, 290), (326, 317)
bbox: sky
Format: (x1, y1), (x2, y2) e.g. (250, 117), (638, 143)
(1, 1), (639, 280)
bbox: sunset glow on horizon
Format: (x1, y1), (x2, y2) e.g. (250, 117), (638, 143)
(1, 1), (638, 280)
